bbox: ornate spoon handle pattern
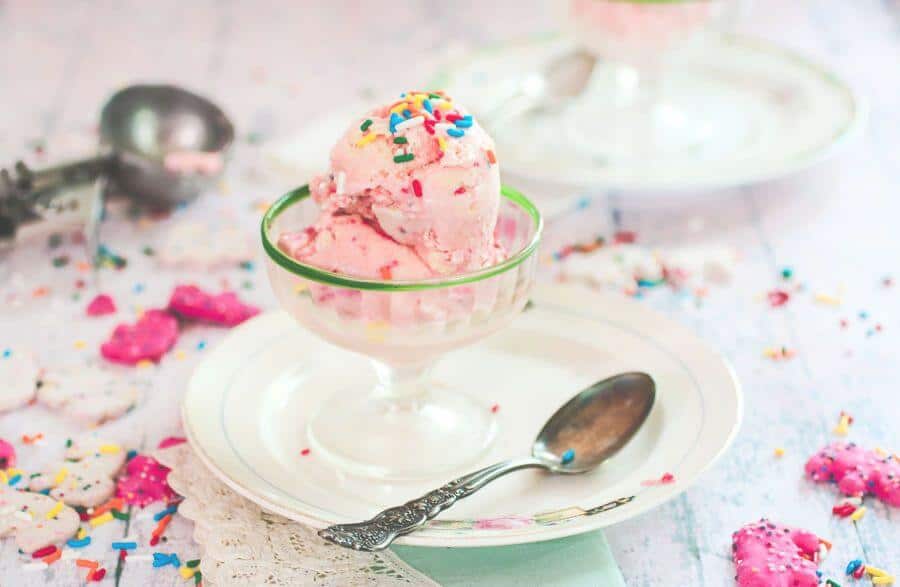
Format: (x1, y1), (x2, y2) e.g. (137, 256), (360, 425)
(318, 457), (547, 551)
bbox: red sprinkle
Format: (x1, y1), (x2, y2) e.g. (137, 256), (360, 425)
(412, 179), (423, 198)
(300, 448), (311, 456)
(423, 119), (436, 135)
(853, 565), (866, 579)
(445, 112), (462, 123)
(831, 502), (857, 517)
(490, 404), (499, 413)
(90, 568), (107, 582)
(840, 319), (849, 328)
(613, 231), (637, 244)
(119, 549), (128, 561)
(32, 545), (57, 558)
(767, 289), (790, 307)
(454, 186), (466, 195)
(149, 536), (160, 547)
(379, 265), (393, 280)
(486, 150), (497, 164)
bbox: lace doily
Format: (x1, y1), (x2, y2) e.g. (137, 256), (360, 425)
(155, 444), (438, 586)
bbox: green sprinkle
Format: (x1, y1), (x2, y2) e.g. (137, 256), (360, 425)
(186, 560), (201, 568)
(52, 255), (69, 268)
(393, 136), (408, 144)
(360, 119), (373, 132)
(781, 267), (793, 280)
(65, 438), (72, 448)
(825, 580), (841, 587)
(48, 233), (63, 249)
(428, 93), (442, 99)
(142, 246), (155, 256)
(393, 153), (414, 163)
(194, 571), (202, 584)
(111, 509), (130, 521)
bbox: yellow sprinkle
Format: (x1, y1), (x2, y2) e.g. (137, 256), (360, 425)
(0, 470), (7, 484)
(774, 448), (785, 457)
(872, 577), (894, 585)
(6, 468), (23, 477)
(834, 414), (851, 436)
(89, 511), (114, 528)
(355, 132), (378, 148)
(850, 505), (867, 521)
(45, 501), (64, 520)
(73, 340), (87, 350)
(814, 292), (842, 306)
(365, 321), (389, 343)
(98, 444), (121, 455)
(390, 103), (409, 115)
(293, 283), (308, 294)
(179, 566), (198, 579)
(136, 359), (154, 369)
(175, 350), (187, 361)
(437, 136), (447, 151)
(76, 528), (87, 540)
(867, 566), (890, 578)
(763, 347), (778, 358)
(53, 468), (68, 486)
(438, 100), (452, 111)
(874, 447), (887, 457)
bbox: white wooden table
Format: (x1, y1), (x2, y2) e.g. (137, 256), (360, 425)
(1, 1), (898, 585)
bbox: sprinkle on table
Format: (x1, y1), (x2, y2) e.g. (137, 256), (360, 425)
(773, 447), (785, 457)
(833, 411), (853, 436)
(300, 448), (311, 456)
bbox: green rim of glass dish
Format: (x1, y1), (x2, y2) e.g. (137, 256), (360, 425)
(261, 184), (543, 292)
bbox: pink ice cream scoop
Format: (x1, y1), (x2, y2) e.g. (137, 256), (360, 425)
(732, 519), (829, 587)
(290, 91), (503, 277)
(805, 442), (900, 507)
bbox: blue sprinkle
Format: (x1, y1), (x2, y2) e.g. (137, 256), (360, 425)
(846, 559), (863, 575)
(112, 541), (137, 550)
(171, 554), (181, 568)
(422, 99), (433, 113)
(126, 449), (138, 461)
(402, 109), (412, 119)
(454, 116), (473, 128)
(561, 449), (575, 465)
(67, 536), (91, 548)
(7, 474), (21, 486)
(446, 128), (465, 138)
(859, 310), (868, 319)
(239, 260), (255, 271)
(196, 340), (207, 351)
(133, 283), (145, 294)
(399, 92), (406, 97)
(175, 201), (189, 211)
(389, 112), (403, 134)
(575, 196), (591, 210)
(154, 504), (178, 521)
(38, 488), (51, 495)
(1, 349), (10, 359)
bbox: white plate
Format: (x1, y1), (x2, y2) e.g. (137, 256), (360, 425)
(182, 284), (742, 548)
(431, 35), (864, 192)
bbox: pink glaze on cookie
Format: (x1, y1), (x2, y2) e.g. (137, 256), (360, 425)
(86, 293), (116, 316)
(0, 439), (15, 469)
(157, 437), (186, 449)
(732, 519), (828, 587)
(116, 455), (177, 507)
(805, 442), (900, 507)
(100, 310), (179, 365)
(167, 285), (260, 327)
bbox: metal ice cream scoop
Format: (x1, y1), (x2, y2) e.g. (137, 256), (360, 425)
(319, 371), (656, 551)
(0, 84), (234, 247)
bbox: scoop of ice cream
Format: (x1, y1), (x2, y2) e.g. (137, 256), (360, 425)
(278, 212), (434, 281)
(309, 91), (501, 275)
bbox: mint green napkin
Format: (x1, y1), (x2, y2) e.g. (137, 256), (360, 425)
(392, 531), (624, 586)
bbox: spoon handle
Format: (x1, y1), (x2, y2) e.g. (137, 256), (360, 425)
(318, 457), (547, 551)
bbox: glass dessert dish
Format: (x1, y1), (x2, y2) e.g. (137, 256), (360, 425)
(563, 0), (744, 163)
(262, 184), (542, 480)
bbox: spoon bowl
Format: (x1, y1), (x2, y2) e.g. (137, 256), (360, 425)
(533, 372), (656, 473)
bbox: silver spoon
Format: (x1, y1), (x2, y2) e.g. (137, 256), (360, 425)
(484, 50), (596, 125)
(0, 84), (234, 249)
(318, 371), (655, 551)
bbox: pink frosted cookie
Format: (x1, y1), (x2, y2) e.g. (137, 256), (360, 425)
(168, 284), (260, 327)
(101, 310), (179, 365)
(86, 293), (117, 316)
(116, 454), (176, 507)
(0, 439), (15, 469)
(805, 442), (900, 507)
(732, 519), (829, 587)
